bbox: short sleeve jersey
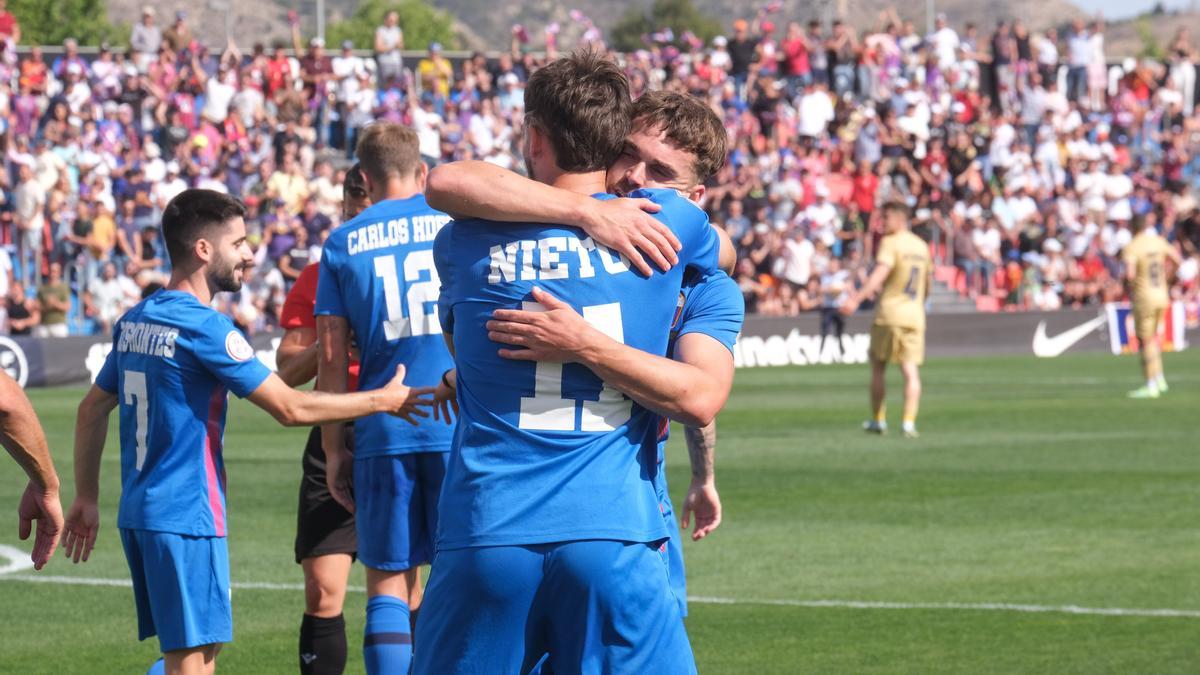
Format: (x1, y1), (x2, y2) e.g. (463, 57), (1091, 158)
(873, 230), (932, 330)
(279, 263), (360, 391)
(1122, 231), (1172, 309)
(95, 290), (272, 537)
(655, 269), (746, 463)
(314, 195), (454, 458)
(433, 188), (720, 549)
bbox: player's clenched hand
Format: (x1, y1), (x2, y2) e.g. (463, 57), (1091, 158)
(433, 369), (458, 425)
(380, 364), (435, 425)
(18, 481), (63, 570)
(488, 287), (597, 363)
(583, 197), (679, 277)
(681, 478), (722, 541)
(62, 498), (100, 563)
(325, 445), (356, 514)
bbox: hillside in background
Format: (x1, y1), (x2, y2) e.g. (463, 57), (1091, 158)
(96, 0), (1200, 58)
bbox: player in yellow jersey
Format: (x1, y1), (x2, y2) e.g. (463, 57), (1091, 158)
(842, 201), (932, 438)
(1121, 217), (1182, 399)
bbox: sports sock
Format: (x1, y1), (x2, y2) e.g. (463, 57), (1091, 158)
(874, 408), (887, 424)
(1146, 380), (1159, 393)
(300, 613), (347, 675)
(363, 595), (412, 675)
(146, 659), (165, 675)
(902, 418), (916, 433)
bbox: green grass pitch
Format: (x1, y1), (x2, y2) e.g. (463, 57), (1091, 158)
(1, 350), (1198, 673)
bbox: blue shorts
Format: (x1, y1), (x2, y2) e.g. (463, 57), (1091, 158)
(354, 452), (448, 571)
(657, 472), (688, 617)
(119, 528), (232, 652)
(414, 540), (695, 675)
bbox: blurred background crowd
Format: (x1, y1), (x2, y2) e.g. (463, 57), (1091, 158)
(1, 3), (1199, 336)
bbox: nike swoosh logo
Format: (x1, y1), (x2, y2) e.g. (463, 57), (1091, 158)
(301, 654), (317, 665)
(1032, 315), (1108, 358)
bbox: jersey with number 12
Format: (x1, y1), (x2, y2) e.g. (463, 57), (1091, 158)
(433, 189), (721, 549)
(95, 290), (273, 538)
(315, 195), (455, 458)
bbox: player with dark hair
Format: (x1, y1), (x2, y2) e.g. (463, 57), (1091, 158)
(276, 164), (371, 675)
(314, 124), (455, 674)
(842, 201), (932, 438)
(416, 51), (723, 673)
(62, 189), (432, 675)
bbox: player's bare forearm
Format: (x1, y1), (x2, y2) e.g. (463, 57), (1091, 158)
(684, 421), (717, 483)
(427, 161), (586, 223)
(490, 288), (731, 426)
(73, 386), (117, 502)
(0, 373), (59, 492)
(276, 328), (319, 387)
(315, 317), (351, 450)
(249, 372), (431, 428)
(426, 162), (676, 274)
(576, 338), (723, 428)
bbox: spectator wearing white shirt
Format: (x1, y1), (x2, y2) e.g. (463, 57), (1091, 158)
(1104, 162), (1133, 224)
(779, 228), (816, 288)
(374, 11), (404, 85)
(928, 14), (960, 69)
(332, 40), (369, 152)
(1037, 28), (1060, 87)
(798, 80), (834, 139)
(410, 91), (444, 166)
(803, 184), (842, 250)
(1066, 19), (1090, 103)
(85, 261), (137, 335)
(153, 162), (188, 211)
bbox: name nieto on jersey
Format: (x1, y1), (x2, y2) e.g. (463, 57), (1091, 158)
(488, 236), (630, 284)
(118, 321), (179, 359)
(348, 214), (451, 256)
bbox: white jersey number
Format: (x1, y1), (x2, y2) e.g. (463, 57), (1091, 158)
(518, 302), (633, 432)
(375, 250), (442, 340)
(124, 370), (149, 470)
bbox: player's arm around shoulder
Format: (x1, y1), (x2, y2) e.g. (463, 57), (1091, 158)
(631, 188), (718, 275)
(427, 163), (680, 277)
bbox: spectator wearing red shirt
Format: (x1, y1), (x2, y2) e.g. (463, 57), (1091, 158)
(0, 0), (20, 44)
(19, 46), (47, 94)
(852, 159), (880, 215)
(780, 21), (811, 96)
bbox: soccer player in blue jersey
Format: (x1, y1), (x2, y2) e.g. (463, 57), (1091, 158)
(429, 89), (741, 623)
(62, 189), (433, 675)
(313, 123), (455, 675)
(416, 52), (723, 674)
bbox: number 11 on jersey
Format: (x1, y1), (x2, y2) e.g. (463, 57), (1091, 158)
(518, 301), (633, 432)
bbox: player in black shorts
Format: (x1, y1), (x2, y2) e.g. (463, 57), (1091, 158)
(276, 165), (372, 675)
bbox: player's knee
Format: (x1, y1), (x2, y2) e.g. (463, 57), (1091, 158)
(304, 572), (346, 616)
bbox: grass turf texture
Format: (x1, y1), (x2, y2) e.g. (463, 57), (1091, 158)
(1, 350), (1198, 673)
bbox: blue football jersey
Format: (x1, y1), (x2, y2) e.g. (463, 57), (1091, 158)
(95, 290), (272, 537)
(433, 188), (720, 549)
(656, 269), (746, 463)
(314, 195), (455, 458)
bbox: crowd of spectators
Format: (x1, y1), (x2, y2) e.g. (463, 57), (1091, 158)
(1, 4), (1199, 337)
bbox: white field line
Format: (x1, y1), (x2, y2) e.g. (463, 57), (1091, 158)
(2, 571), (1199, 620)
